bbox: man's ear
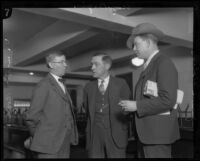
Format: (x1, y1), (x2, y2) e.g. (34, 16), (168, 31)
(105, 63), (111, 70)
(48, 62), (54, 69)
(147, 39), (152, 48)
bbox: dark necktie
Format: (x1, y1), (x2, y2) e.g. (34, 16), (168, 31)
(58, 78), (65, 84)
(99, 80), (105, 95)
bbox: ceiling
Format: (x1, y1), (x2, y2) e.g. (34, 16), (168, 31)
(3, 7), (193, 74)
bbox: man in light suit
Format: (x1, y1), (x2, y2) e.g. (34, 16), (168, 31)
(25, 51), (78, 158)
(119, 23), (180, 158)
(83, 52), (131, 158)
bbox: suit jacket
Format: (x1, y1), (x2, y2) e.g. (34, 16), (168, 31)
(83, 76), (131, 149)
(135, 52), (180, 144)
(25, 73), (78, 154)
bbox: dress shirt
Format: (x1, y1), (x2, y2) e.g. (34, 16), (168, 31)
(98, 75), (110, 91)
(50, 73), (66, 93)
(143, 49), (159, 70)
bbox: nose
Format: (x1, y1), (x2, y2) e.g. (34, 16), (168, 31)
(63, 62), (67, 67)
(91, 64), (95, 71)
(133, 45), (136, 51)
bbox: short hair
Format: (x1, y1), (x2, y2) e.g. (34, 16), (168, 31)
(93, 52), (112, 68)
(45, 51), (65, 68)
(138, 33), (158, 44)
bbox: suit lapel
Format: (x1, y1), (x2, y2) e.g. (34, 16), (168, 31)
(89, 81), (98, 120)
(65, 86), (74, 107)
(48, 73), (68, 101)
(135, 53), (161, 99)
(108, 76), (115, 109)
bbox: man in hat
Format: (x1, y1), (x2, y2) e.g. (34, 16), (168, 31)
(119, 23), (180, 158)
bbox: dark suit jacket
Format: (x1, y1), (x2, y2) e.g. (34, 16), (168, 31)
(25, 73), (78, 154)
(83, 76), (131, 150)
(135, 52), (180, 144)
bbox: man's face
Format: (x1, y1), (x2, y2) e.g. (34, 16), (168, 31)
(50, 55), (67, 77)
(132, 36), (149, 59)
(91, 55), (108, 79)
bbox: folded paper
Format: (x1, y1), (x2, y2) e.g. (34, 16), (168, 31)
(144, 80), (184, 115)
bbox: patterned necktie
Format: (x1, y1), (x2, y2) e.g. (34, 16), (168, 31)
(99, 80), (105, 95)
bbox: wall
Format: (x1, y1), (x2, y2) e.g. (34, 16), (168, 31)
(163, 46), (193, 112)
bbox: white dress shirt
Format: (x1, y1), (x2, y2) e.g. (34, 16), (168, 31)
(50, 73), (66, 93)
(98, 75), (110, 91)
(143, 50), (159, 70)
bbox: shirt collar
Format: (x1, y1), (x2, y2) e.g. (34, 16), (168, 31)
(143, 50), (159, 69)
(50, 73), (62, 82)
(98, 75), (110, 85)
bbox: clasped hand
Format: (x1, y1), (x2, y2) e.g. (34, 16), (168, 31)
(118, 100), (137, 112)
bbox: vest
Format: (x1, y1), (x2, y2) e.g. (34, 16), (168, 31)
(94, 88), (110, 129)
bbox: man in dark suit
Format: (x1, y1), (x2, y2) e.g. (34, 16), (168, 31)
(25, 51), (78, 158)
(83, 52), (131, 158)
(119, 23), (180, 158)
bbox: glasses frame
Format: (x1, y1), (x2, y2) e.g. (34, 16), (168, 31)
(52, 61), (67, 65)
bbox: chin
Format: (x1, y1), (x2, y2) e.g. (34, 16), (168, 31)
(93, 74), (97, 78)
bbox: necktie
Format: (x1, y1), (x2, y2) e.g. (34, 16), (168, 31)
(99, 80), (105, 95)
(58, 78), (65, 93)
(58, 78), (65, 83)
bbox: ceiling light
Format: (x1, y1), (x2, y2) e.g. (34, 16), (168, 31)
(131, 57), (144, 67)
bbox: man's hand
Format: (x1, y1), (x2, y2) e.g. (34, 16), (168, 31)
(118, 100), (137, 112)
(24, 136), (32, 149)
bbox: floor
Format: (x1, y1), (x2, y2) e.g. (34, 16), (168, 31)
(70, 137), (193, 158)
(4, 128), (194, 159)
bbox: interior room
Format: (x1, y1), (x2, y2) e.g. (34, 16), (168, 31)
(3, 7), (193, 158)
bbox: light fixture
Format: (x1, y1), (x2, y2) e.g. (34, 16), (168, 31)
(29, 72), (34, 75)
(131, 57), (144, 67)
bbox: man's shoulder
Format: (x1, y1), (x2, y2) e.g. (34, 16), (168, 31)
(36, 75), (50, 87)
(111, 76), (126, 84)
(85, 80), (97, 87)
(157, 52), (171, 61)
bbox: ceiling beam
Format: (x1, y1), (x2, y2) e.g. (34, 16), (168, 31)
(17, 8), (193, 49)
(14, 20), (99, 66)
(114, 8), (143, 16)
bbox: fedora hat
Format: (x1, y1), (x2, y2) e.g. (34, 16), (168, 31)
(126, 23), (164, 49)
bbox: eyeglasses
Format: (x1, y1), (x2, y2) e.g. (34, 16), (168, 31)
(52, 60), (67, 65)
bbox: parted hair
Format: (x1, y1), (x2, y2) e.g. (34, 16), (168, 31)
(45, 51), (65, 68)
(93, 52), (112, 69)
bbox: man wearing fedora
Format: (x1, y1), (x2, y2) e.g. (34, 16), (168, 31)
(119, 23), (180, 158)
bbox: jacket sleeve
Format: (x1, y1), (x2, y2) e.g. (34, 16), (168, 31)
(24, 81), (48, 136)
(136, 58), (178, 117)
